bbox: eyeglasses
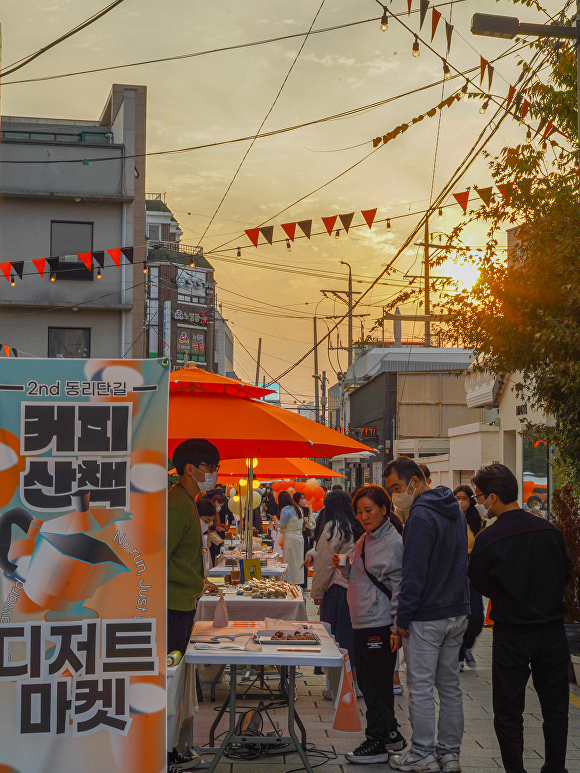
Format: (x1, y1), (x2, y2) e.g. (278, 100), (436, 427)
(475, 492), (486, 501)
(199, 462), (220, 473)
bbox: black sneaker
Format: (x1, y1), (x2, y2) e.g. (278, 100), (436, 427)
(346, 736), (402, 764)
(168, 747), (202, 771)
(385, 729), (407, 752)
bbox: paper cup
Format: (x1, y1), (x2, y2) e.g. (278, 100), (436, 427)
(337, 554), (348, 567)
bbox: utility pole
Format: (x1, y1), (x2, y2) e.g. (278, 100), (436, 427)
(424, 215), (430, 347)
(255, 337), (262, 385)
(313, 317), (320, 423)
(341, 261), (353, 367)
(320, 370), (327, 426)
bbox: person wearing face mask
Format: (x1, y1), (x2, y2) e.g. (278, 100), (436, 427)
(525, 494), (544, 516)
(469, 464), (572, 773)
(197, 496), (225, 567)
(453, 485), (484, 671)
(293, 491), (312, 589)
(384, 457), (469, 773)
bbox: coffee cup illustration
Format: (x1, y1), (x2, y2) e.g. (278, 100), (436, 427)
(0, 493), (129, 619)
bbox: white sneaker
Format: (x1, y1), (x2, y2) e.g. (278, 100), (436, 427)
(438, 752), (461, 772)
(393, 683), (404, 695)
(354, 683), (363, 699)
(458, 660), (464, 672)
(389, 750), (439, 772)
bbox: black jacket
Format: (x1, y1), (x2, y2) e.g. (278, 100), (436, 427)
(468, 509), (572, 626)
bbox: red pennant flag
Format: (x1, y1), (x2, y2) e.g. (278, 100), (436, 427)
(453, 191), (470, 213)
(407, 0), (412, 15)
(322, 215), (337, 235)
(361, 208), (377, 229)
(0, 263), (11, 281)
(107, 248), (121, 266)
(339, 213), (354, 233)
(542, 121), (554, 140)
(32, 258), (47, 278)
(245, 228), (260, 247)
(431, 8), (441, 40)
(496, 184), (512, 203)
(259, 226), (274, 245)
(475, 186), (493, 207)
(281, 222), (296, 241)
(480, 57), (488, 85)
(506, 85), (516, 110)
(520, 100), (530, 121)
(77, 252), (93, 271)
(297, 220), (312, 239)
(3, 345), (9, 357)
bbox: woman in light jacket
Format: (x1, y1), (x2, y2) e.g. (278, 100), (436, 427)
(311, 490), (364, 692)
(333, 484), (406, 765)
(272, 490), (304, 585)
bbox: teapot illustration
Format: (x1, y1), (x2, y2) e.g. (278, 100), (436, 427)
(0, 493), (129, 620)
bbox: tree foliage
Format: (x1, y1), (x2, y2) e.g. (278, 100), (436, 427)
(381, 7), (580, 481)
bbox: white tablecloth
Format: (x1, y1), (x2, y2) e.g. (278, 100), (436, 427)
(195, 591), (307, 622)
(208, 565), (288, 580)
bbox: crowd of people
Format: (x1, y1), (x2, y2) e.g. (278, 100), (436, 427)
(167, 438), (573, 773)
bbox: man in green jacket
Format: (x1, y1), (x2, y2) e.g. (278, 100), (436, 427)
(168, 438), (220, 655)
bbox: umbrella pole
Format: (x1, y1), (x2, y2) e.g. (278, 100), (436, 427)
(245, 459), (254, 559)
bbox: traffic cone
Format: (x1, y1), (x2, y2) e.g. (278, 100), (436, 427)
(332, 650), (362, 733)
(484, 599), (493, 628)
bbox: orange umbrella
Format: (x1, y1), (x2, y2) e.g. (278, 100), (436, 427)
(168, 391), (374, 460)
(170, 366), (273, 400)
(216, 457), (345, 482)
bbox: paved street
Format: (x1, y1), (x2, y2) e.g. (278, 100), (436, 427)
(192, 593), (580, 772)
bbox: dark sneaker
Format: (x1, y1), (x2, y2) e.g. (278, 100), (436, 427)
(463, 649), (477, 669)
(385, 729), (407, 752)
(168, 747), (202, 771)
(346, 737), (392, 764)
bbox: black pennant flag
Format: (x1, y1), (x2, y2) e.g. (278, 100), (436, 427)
(121, 247), (134, 264)
(487, 64), (494, 91)
(47, 258), (59, 275)
(445, 21), (453, 54)
(11, 262), (24, 280)
(297, 220), (312, 239)
(92, 251), (105, 268)
(259, 226), (274, 245)
(339, 213), (355, 232)
(419, 0), (429, 28)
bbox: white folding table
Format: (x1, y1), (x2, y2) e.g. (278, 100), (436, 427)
(184, 621), (343, 773)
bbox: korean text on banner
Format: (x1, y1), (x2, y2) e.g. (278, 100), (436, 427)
(0, 358), (170, 773)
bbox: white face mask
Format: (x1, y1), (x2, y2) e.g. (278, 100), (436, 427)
(192, 467), (218, 491)
(200, 520), (210, 534)
(530, 503), (541, 513)
(391, 480), (416, 511)
(478, 495), (493, 519)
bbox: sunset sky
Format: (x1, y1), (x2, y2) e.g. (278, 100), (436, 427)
(0, 0), (565, 405)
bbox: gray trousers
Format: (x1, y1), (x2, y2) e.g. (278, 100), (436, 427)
(403, 616), (468, 756)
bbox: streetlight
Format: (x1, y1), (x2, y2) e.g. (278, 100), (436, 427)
(340, 260), (353, 368)
(470, 11), (578, 166)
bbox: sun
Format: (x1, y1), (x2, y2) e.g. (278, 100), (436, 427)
(440, 258), (480, 290)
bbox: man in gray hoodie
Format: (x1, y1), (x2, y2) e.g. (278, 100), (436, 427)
(384, 457), (469, 773)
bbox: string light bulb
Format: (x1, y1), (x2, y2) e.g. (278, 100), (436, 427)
(335, 229), (340, 239)
(526, 127), (532, 143)
(286, 239), (291, 251)
(479, 98), (490, 114)
(443, 61), (451, 79)
(143, 265), (148, 274)
(97, 268), (102, 279)
(236, 247), (241, 258)
(387, 219), (391, 230)
(10, 275), (15, 287)
(380, 7), (388, 31)
(189, 257), (195, 268)
(438, 208), (443, 219)
(50, 273), (56, 283)
(412, 35), (420, 57)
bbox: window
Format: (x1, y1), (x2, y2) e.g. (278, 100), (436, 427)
(48, 328), (90, 358)
(51, 221), (93, 280)
(147, 224), (161, 241)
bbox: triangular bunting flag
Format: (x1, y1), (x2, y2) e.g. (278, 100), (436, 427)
(361, 208), (377, 229)
(297, 220), (312, 239)
(0, 263), (11, 281)
(480, 57), (488, 85)
(445, 21), (453, 54)
(12, 262), (23, 280)
(535, 117), (548, 137)
(2, 345), (8, 357)
(47, 258), (59, 275)
(92, 251), (105, 268)
(372, 137), (382, 148)
(32, 259), (46, 278)
(542, 121), (555, 140)
(506, 85), (516, 111)
(107, 248), (121, 266)
(407, 0), (412, 15)
(322, 215), (338, 235)
(453, 191), (470, 213)
(513, 93), (523, 112)
(419, 0), (429, 29)
(259, 226), (274, 245)
(339, 213), (354, 233)
(281, 222), (296, 241)
(475, 186), (493, 207)
(431, 7), (441, 40)
(496, 184), (512, 203)
(245, 228), (260, 247)
(520, 100), (530, 121)
(77, 252), (93, 271)
(487, 64), (494, 91)
(121, 247), (134, 264)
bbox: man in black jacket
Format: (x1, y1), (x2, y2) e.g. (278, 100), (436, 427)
(469, 464), (572, 773)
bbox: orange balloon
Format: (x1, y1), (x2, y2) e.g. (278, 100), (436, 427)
(314, 486), (324, 499)
(313, 498), (324, 511)
(295, 482), (306, 492)
(287, 480), (296, 489)
(302, 486), (313, 500)
(272, 481), (282, 492)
